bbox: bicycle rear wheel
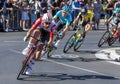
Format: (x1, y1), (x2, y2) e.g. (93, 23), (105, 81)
(63, 34), (75, 53)
(17, 48), (35, 80)
(98, 31), (110, 47)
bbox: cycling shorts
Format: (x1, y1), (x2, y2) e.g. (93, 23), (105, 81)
(38, 28), (50, 44)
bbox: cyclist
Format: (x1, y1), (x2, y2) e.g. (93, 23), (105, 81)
(53, 5), (72, 47)
(105, 0), (114, 30)
(105, 8), (120, 39)
(73, 7), (93, 37)
(22, 12), (56, 75)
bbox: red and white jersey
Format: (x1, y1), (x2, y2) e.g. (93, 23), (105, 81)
(32, 17), (56, 37)
(32, 17), (56, 32)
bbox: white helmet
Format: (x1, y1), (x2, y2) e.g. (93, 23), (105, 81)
(42, 13), (52, 23)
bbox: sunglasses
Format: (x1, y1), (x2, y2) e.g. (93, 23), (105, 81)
(45, 22), (51, 25)
(62, 11), (68, 15)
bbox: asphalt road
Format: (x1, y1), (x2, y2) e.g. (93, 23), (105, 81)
(1, 28), (120, 84)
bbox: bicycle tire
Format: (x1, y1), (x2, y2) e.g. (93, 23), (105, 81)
(63, 34), (75, 53)
(47, 28), (63, 58)
(98, 31), (110, 47)
(74, 35), (85, 51)
(47, 34), (59, 58)
(73, 26), (85, 51)
(17, 48), (35, 80)
(108, 37), (118, 46)
(47, 46), (56, 58)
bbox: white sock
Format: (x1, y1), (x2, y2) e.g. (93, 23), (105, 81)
(27, 42), (34, 48)
(54, 40), (60, 47)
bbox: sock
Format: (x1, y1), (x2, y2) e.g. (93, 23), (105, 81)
(27, 42), (34, 48)
(54, 40), (60, 47)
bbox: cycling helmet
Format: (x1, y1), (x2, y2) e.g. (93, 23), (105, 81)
(62, 5), (70, 12)
(42, 13), (52, 23)
(81, 8), (87, 15)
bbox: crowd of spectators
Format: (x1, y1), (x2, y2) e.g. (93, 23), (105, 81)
(0, 0), (119, 32)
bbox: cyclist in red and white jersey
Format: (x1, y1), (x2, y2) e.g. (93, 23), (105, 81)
(22, 12), (56, 75)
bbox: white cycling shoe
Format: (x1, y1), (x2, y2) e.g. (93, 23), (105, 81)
(25, 65), (32, 75)
(22, 43), (34, 55)
(22, 47), (31, 55)
(25, 59), (35, 75)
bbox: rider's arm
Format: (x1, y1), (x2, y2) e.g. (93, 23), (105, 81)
(47, 24), (57, 46)
(26, 18), (42, 37)
(114, 2), (118, 9)
(53, 10), (61, 23)
(24, 18), (42, 42)
(106, 14), (114, 24)
(47, 33), (54, 46)
(73, 13), (81, 24)
(62, 24), (69, 35)
(62, 13), (72, 35)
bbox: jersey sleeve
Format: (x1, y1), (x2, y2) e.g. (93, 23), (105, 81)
(50, 24), (57, 38)
(53, 10), (61, 19)
(66, 14), (72, 25)
(32, 18), (42, 29)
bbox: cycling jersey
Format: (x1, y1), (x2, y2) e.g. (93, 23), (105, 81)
(32, 17), (56, 38)
(76, 12), (91, 27)
(77, 12), (91, 22)
(110, 8), (120, 27)
(54, 10), (72, 26)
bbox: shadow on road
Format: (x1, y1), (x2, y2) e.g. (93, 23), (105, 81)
(64, 50), (97, 54)
(46, 56), (103, 62)
(19, 72), (118, 81)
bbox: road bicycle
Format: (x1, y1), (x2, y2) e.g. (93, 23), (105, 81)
(17, 31), (61, 80)
(98, 24), (119, 47)
(63, 24), (85, 53)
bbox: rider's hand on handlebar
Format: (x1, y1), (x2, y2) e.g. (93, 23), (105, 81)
(23, 35), (30, 42)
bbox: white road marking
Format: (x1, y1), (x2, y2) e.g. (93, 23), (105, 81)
(42, 58), (106, 75)
(4, 41), (23, 43)
(9, 49), (22, 54)
(50, 54), (79, 58)
(95, 47), (120, 65)
(10, 49), (116, 77)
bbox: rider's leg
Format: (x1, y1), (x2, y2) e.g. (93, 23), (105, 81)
(22, 29), (40, 55)
(84, 23), (92, 35)
(34, 45), (44, 61)
(24, 30), (41, 75)
(117, 23), (120, 42)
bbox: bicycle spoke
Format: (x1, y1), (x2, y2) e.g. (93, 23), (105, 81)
(63, 34), (75, 53)
(98, 31), (110, 47)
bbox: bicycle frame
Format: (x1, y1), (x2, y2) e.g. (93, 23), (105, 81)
(63, 24), (85, 53)
(17, 39), (46, 80)
(98, 24), (118, 47)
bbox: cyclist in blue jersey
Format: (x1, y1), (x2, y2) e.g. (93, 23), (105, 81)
(53, 5), (72, 48)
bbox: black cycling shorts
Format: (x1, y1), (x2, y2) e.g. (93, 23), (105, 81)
(39, 28), (50, 44)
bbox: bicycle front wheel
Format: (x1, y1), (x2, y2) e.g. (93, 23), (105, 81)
(74, 34), (85, 51)
(17, 48), (35, 80)
(47, 46), (56, 58)
(98, 31), (110, 47)
(63, 34), (75, 53)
